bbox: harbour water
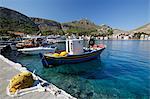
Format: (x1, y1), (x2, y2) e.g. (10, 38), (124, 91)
(5, 40), (150, 99)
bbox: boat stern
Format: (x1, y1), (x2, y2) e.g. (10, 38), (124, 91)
(39, 53), (50, 68)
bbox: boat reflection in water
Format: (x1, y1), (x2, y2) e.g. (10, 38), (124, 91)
(41, 58), (103, 75)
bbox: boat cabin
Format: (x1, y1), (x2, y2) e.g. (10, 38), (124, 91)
(66, 39), (84, 55)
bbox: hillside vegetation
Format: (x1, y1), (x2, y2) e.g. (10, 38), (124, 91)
(0, 7), (39, 36)
(30, 17), (64, 35)
(62, 19), (98, 35)
(0, 7), (149, 37)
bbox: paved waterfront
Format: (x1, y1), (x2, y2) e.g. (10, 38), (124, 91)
(0, 57), (75, 99)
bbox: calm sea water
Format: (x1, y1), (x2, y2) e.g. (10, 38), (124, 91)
(8, 40), (150, 99)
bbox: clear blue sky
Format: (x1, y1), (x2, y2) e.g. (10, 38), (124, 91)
(0, 0), (149, 30)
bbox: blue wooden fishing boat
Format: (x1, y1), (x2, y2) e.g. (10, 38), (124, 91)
(40, 39), (105, 67)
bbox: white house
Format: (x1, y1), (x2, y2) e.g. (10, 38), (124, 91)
(124, 36), (129, 40)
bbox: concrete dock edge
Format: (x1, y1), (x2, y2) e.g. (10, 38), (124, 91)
(0, 54), (76, 99)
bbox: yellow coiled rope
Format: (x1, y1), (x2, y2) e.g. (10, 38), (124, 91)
(9, 72), (34, 94)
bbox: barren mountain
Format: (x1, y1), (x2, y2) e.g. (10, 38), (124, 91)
(131, 23), (150, 34)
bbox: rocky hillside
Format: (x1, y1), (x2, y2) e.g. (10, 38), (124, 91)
(1, 7), (149, 37)
(113, 29), (129, 35)
(0, 7), (115, 36)
(0, 7), (39, 35)
(96, 24), (113, 36)
(30, 17), (64, 35)
(62, 19), (98, 35)
(131, 23), (150, 34)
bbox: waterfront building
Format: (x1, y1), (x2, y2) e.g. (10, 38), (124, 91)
(140, 34), (145, 40)
(99, 37), (103, 40)
(104, 37), (108, 40)
(123, 35), (129, 40)
(144, 35), (149, 40)
(148, 36), (150, 40)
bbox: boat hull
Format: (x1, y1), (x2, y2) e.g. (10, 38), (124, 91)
(21, 50), (54, 55)
(40, 48), (105, 67)
(18, 47), (56, 55)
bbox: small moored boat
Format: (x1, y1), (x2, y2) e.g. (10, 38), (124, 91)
(18, 46), (56, 55)
(40, 39), (105, 67)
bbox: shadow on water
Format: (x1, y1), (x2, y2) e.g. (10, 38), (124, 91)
(2, 50), (18, 62)
(5, 50), (134, 81)
(79, 65), (125, 80)
(46, 59), (126, 81)
(15, 53), (128, 81)
(46, 59), (104, 75)
(14, 53), (115, 81)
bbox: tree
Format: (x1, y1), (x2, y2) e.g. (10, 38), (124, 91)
(107, 29), (113, 36)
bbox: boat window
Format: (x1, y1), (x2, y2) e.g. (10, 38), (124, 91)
(68, 41), (70, 52)
(71, 43), (73, 50)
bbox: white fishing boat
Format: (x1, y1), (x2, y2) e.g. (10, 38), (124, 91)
(18, 46), (56, 55)
(40, 39), (106, 67)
